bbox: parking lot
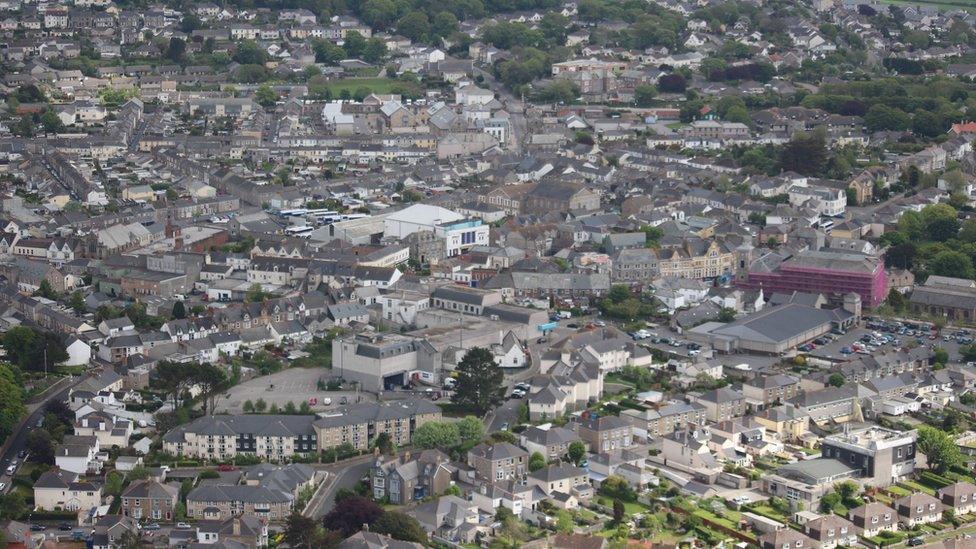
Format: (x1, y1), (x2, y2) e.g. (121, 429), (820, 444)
(216, 368), (374, 414)
(807, 319), (973, 364)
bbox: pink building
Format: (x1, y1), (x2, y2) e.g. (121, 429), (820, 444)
(738, 250), (887, 308)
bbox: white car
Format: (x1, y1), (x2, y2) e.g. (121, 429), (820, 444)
(731, 495), (751, 505)
(176, 522), (191, 529)
(0, 482), (6, 491)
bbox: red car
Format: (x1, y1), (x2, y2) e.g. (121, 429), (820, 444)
(217, 464), (237, 472)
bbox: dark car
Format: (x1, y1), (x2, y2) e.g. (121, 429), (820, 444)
(29, 525), (44, 532)
(58, 523), (73, 531)
(907, 538), (924, 547)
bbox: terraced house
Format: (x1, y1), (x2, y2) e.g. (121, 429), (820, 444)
(162, 415), (318, 462)
(312, 399), (442, 451)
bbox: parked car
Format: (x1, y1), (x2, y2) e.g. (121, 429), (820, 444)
(176, 522), (191, 530)
(143, 523), (161, 531)
(500, 423), (509, 431)
(59, 523), (73, 531)
(29, 524), (44, 532)
(217, 464), (236, 472)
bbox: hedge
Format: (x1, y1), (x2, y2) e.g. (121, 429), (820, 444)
(919, 471), (953, 489)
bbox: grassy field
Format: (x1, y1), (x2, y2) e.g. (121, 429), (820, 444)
(875, 0), (976, 13)
(320, 77), (396, 96)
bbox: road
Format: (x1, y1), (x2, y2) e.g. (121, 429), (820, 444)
(307, 455), (376, 519)
(0, 375), (84, 494)
(472, 63), (526, 153)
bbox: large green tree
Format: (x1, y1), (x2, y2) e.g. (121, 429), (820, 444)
(371, 511), (427, 543)
(917, 425), (963, 473)
(0, 364), (25, 446)
(2, 326), (67, 372)
(411, 421), (461, 449)
(450, 347), (504, 415)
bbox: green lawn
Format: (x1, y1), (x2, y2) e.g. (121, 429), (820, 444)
(887, 485), (912, 496)
(747, 504), (790, 523)
(875, 0), (976, 14)
(319, 78), (397, 96)
(899, 480), (936, 496)
(622, 500), (653, 516)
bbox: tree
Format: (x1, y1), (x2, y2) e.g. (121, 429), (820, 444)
(171, 300), (186, 320)
(529, 451), (547, 472)
(285, 511), (340, 549)
(181, 14), (202, 33)
(246, 283), (269, 302)
(322, 496), (384, 536)
(934, 347), (949, 365)
(373, 432), (395, 455)
(193, 363), (228, 415)
(0, 364), (25, 446)
(884, 243), (917, 270)
(411, 421), (461, 449)
(105, 471), (124, 497)
(886, 289), (906, 312)
(166, 37), (187, 63)
(599, 475), (637, 501)
(717, 308), (736, 322)
(634, 84), (658, 106)
(255, 398), (267, 412)
(456, 416), (485, 444)
(828, 373), (846, 388)
(864, 104), (910, 132)
(35, 279), (56, 299)
(26, 429), (54, 464)
(917, 425), (963, 473)
(567, 440), (586, 466)
(613, 499), (625, 523)
(2, 326), (67, 372)
(779, 129), (827, 176)
(658, 73), (686, 93)
(922, 203), (960, 242)
(372, 512), (427, 543)
(451, 347), (505, 415)
(397, 11), (431, 42)
(724, 105), (751, 125)
(233, 40), (268, 65)
(11, 115), (33, 138)
(344, 31), (367, 58)
(40, 109), (64, 134)
(0, 492), (26, 520)
(255, 85), (279, 107)
(68, 290), (86, 314)
(362, 38), (388, 64)
(929, 250), (974, 279)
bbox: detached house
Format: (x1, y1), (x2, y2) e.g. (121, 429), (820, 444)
(371, 449), (453, 505)
(74, 411), (132, 448)
(34, 468), (101, 511)
(121, 480), (179, 521)
(467, 442), (528, 484)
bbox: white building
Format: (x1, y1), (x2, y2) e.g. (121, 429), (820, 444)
(384, 204), (489, 257)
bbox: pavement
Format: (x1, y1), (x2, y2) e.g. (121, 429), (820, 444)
(0, 374), (85, 495)
(215, 367), (376, 414)
(307, 454), (376, 519)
